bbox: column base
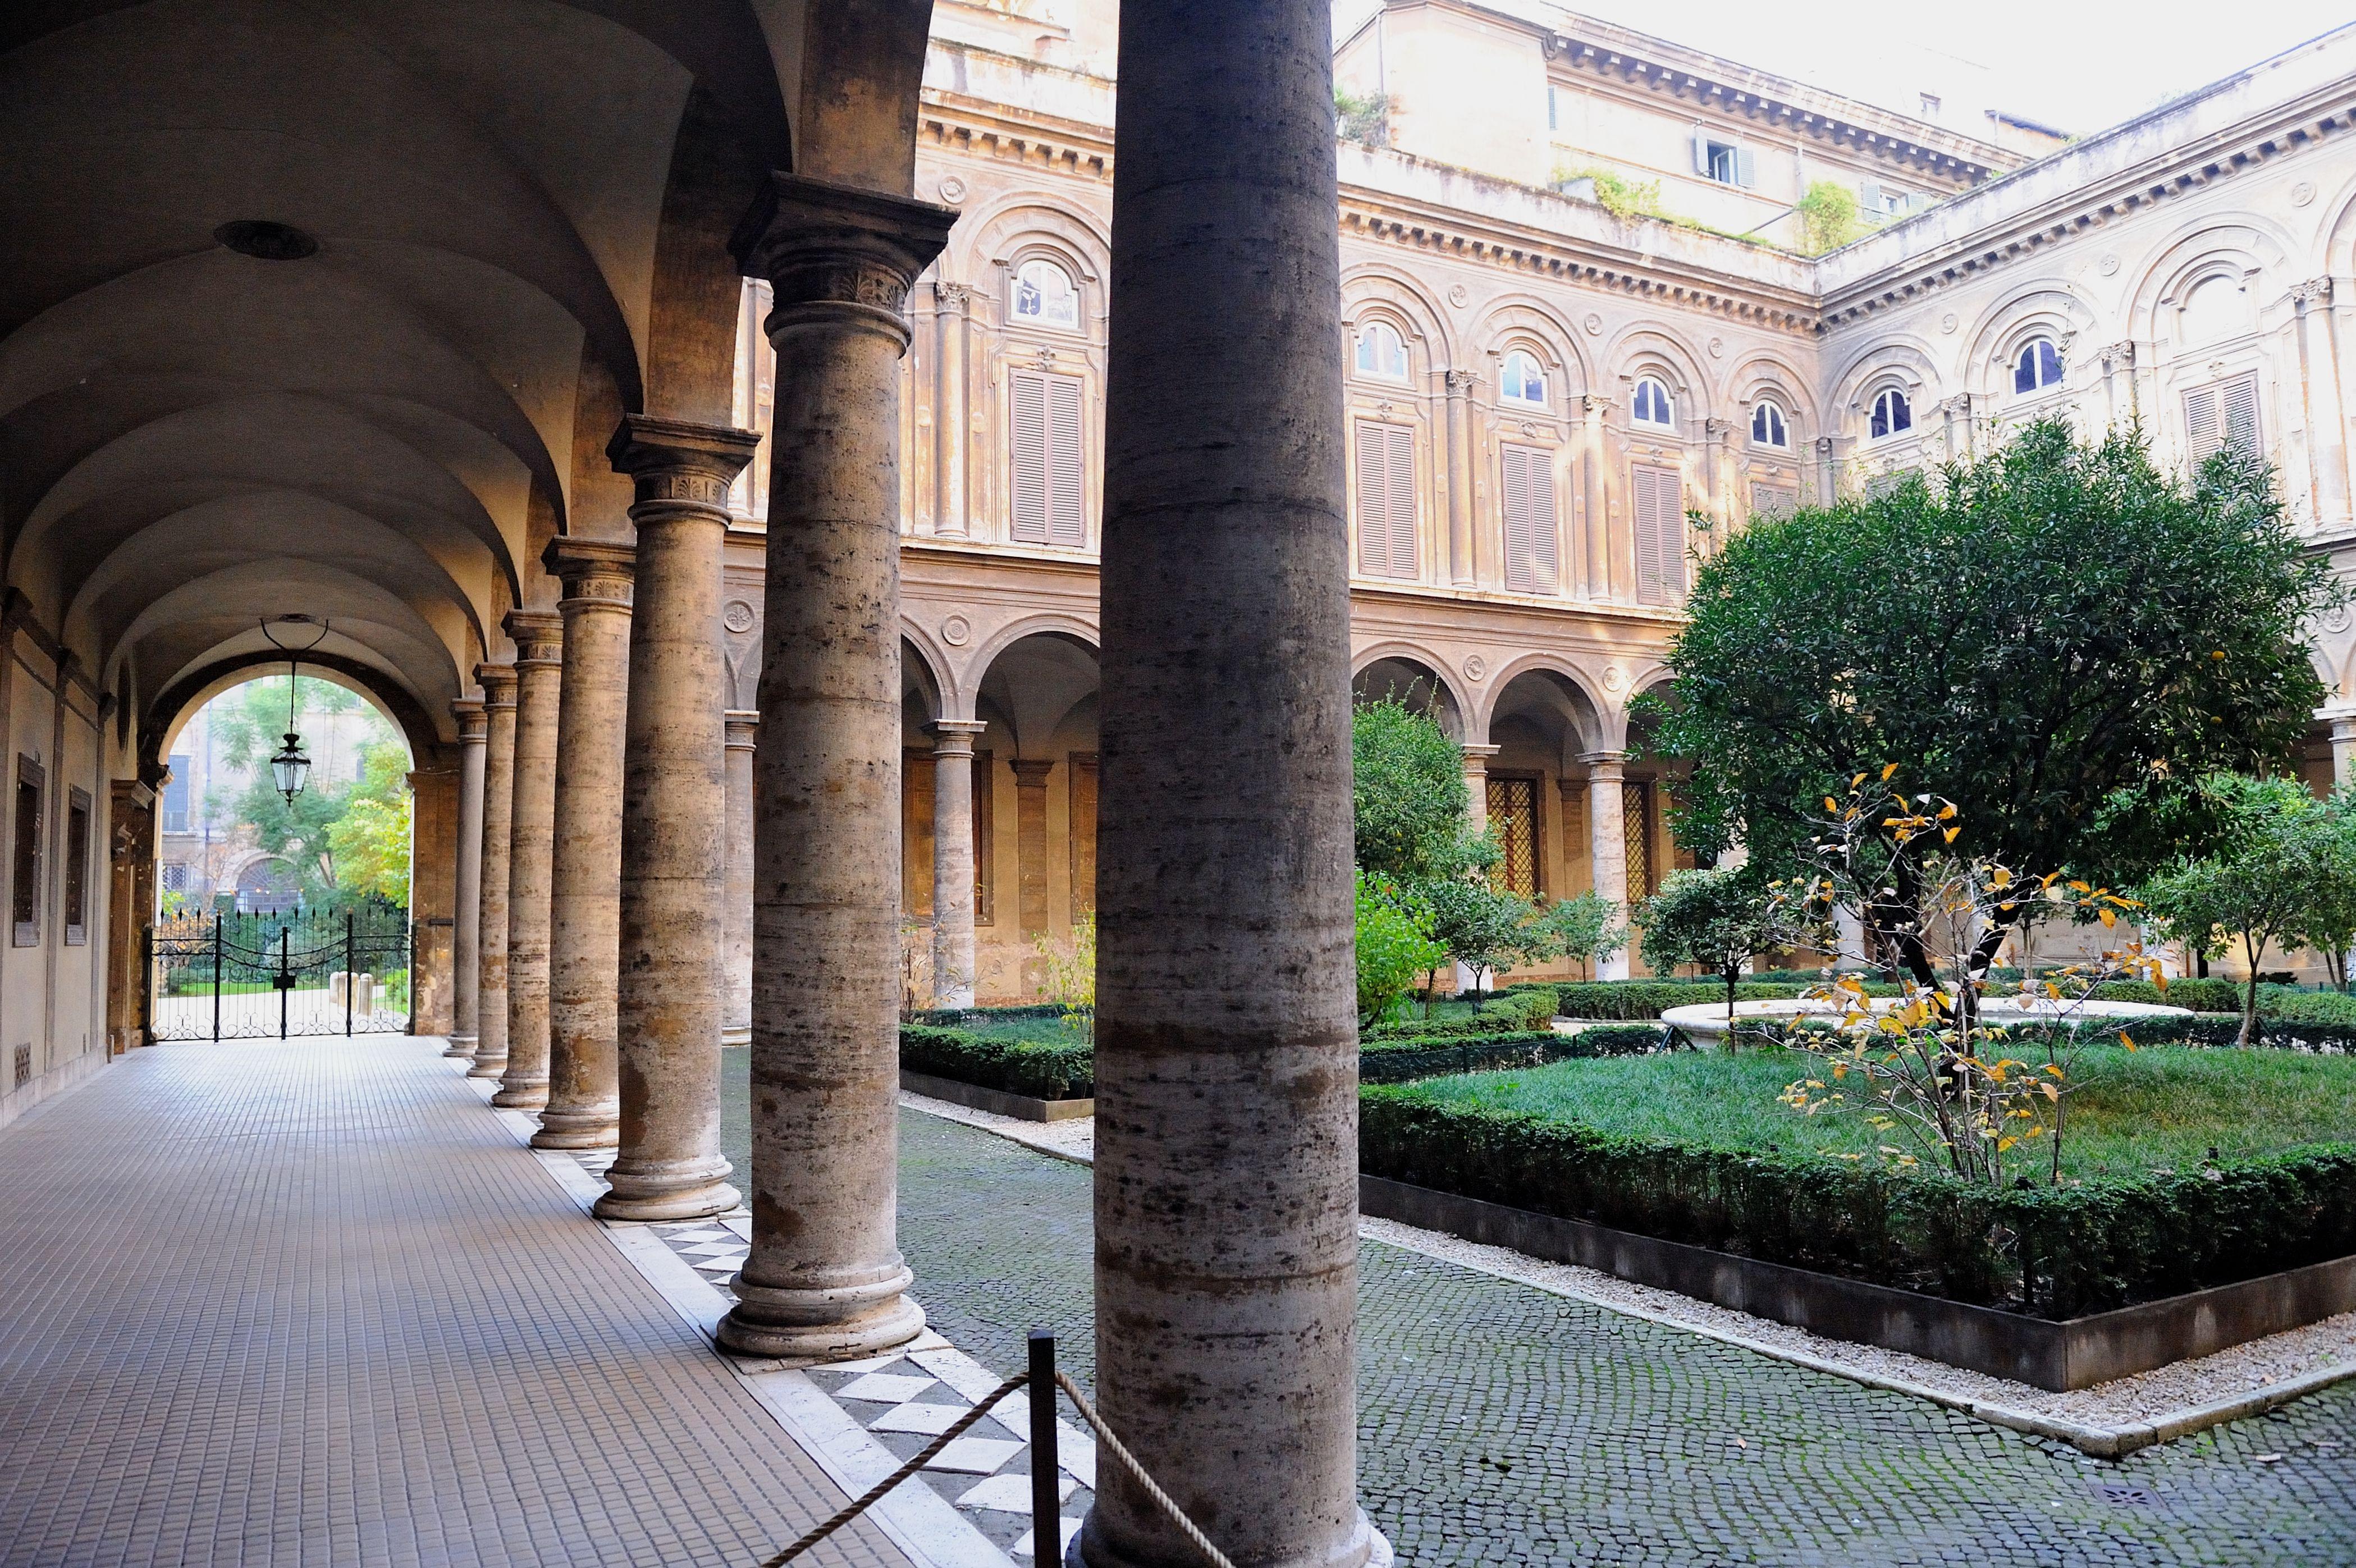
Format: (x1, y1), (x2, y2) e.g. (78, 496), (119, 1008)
(713, 1265), (925, 1364)
(443, 1032), (477, 1060)
(1073, 1507), (1390, 1568)
(530, 1102), (620, 1149)
(592, 1155), (738, 1222)
(491, 1074), (548, 1110)
(466, 1052), (507, 1080)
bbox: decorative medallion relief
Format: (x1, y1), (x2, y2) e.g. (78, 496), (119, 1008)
(2323, 604), (2352, 636)
(2099, 253), (2121, 277)
(723, 600), (757, 634)
(1583, 313), (1604, 336)
(2294, 181), (2317, 207)
(1602, 666), (1626, 693)
(937, 175), (968, 205)
(1462, 655), (1487, 682)
(1708, 337), (1724, 359)
(941, 615), (972, 647)
(1939, 313), (1959, 335)
(1447, 283), (1470, 307)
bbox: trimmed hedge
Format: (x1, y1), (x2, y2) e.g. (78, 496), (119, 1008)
(1357, 1090), (2356, 1317)
(901, 1018), (1669, 1101)
(907, 1003), (1068, 1026)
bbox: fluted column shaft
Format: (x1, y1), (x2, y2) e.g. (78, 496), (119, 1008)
(468, 666), (519, 1077)
(496, 611), (565, 1108)
(1585, 751), (1630, 981)
(715, 176), (953, 1361)
(536, 540), (635, 1149)
(447, 698), (487, 1058)
(1444, 371), (1475, 586)
(594, 417), (757, 1222)
(928, 720), (987, 1009)
(723, 711), (758, 1046)
(2296, 280), (2349, 529)
(1085, 3), (1380, 1565)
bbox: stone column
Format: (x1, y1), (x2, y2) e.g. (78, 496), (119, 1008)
(1010, 758), (1055, 936)
(928, 720), (987, 1009)
(406, 764), (458, 1036)
(1814, 433), (1840, 507)
(594, 417), (758, 1222)
(2331, 715), (2356, 788)
(1461, 743), (1498, 834)
(536, 540), (635, 1150)
(495, 611), (564, 1109)
(2295, 280), (2350, 530)
(447, 698), (487, 1058)
(2099, 341), (2137, 432)
(468, 666), (518, 1078)
(722, 710), (758, 1047)
(1083, 2), (1381, 1564)
(1444, 371), (1476, 586)
(933, 284), (972, 539)
(1579, 393), (1608, 598)
(715, 176), (953, 1361)
(1585, 751), (1631, 981)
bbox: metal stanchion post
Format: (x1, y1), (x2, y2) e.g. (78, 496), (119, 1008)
(1029, 1330), (1060, 1558)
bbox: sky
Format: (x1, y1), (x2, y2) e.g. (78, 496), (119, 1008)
(1355, 1), (2356, 141)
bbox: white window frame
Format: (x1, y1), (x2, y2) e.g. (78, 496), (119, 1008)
(1632, 377), (1676, 430)
(1009, 258), (1081, 331)
(2012, 337), (2064, 396)
(1353, 322), (1410, 383)
(1868, 387), (1913, 441)
(1749, 400), (1788, 449)
(1499, 350), (1548, 408)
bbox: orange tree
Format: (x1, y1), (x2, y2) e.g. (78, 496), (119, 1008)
(1651, 419), (2337, 989)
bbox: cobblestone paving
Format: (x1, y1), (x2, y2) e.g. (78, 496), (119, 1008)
(879, 1105), (2356, 1568)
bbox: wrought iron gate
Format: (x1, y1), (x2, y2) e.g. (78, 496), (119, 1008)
(145, 908), (413, 1042)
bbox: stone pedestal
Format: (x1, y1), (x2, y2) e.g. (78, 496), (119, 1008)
(722, 711), (757, 1048)
(1081, 4), (1382, 1564)
(536, 541), (635, 1149)
(447, 699), (487, 1057)
(469, 666), (519, 1078)
(594, 415), (757, 1223)
(495, 611), (564, 1109)
(928, 720), (987, 1009)
(714, 175), (953, 1362)
(1584, 752), (1631, 982)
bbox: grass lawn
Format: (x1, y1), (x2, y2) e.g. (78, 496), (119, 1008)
(1397, 1044), (2356, 1180)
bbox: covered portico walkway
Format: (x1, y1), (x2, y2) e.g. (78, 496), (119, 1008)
(0, 1037), (905, 1568)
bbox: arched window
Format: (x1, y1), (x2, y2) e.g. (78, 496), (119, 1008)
(1354, 322), (1409, 381)
(1010, 258), (1079, 328)
(1869, 387), (1913, 440)
(1749, 400), (1788, 448)
(1632, 376), (1675, 428)
(2012, 337), (2063, 395)
(1499, 349), (1548, 407)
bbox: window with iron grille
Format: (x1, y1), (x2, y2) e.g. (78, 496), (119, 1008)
(1622, 780), (1653, 899)
(1487, 775), (1541, 897)
(12, 756), (42, 948)
(63, 788), (90, 946)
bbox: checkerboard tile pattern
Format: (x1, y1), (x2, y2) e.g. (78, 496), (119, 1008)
(564, 1146), (1094, 1560)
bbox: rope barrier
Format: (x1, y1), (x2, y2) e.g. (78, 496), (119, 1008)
(751, 1347), (1234, 1568)
(1052, 1372), (1237, 1568)
(756, 1373), (1027, 1567)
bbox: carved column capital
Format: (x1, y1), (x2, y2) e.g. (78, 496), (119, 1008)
(935, 281), (975, 314)
(543, 537), (637, 612)
(1704, 417), (1733, 440)
(1580, 749), (1628, 780)
(476, 662), (519, 708)
(730, 173), (958, 353)
(2099, 340), (2137, 368)
(607, 415), (761, 519)
(2294, 276), (2335, 309)
(724, 710), (761, 752)
(504, 609), (564, 669)
(927, 718), (988, 760)
(1444, 368), (1479, 395)
(452, 696), (488, 743)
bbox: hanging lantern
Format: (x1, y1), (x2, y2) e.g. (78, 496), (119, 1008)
(271, 729), (310, 802)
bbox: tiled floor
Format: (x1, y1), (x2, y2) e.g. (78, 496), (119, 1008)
(0, 1037), (911, 1568)
(568, 1146), (1096, 1560)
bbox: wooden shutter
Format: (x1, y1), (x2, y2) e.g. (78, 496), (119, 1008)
(1751, 482), (1797, 520)
(1501, 443), (1557, 592)
(1632, 464), (1682, 605)
(1010, 369), (1048, 541)
(1355, 420), (1418, 578)
(1013, 369), (1085, 545)
(1046, 373), (1085, 544)
(1735, 146), (1757, 188)
(1691, 130), (1710, 175)
(2221, 373), (2260, 459)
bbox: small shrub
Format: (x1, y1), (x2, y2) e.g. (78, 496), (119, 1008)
(1558, 164), (1662, 221)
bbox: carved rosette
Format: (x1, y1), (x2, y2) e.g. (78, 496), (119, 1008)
(730, 174), (958, 354)
(606, 415), (761, 528)
(504, 610), (564, 671)
(543, 538), (636, 618)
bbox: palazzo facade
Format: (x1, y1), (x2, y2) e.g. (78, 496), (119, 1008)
(712, 0), (2356, 996)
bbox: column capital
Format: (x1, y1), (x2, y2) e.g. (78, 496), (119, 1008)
(1008, 757), (1056, 781)
(504, 609), (564, 669)
(543, 537), (636, 611)
(1704, 417), (1733, 440)
(1460, 744), (1501, 766)
(927, 718), (988, 757)
(935, 281), (975, 314)
(730, 173), (958, 351)
(476, 662), (519, 707)
(1444, 368), (1480, 395)
(724, 710), (760, 751)
(607, 415), (761, 514)
(452, 697), (487, 742)
(1580, 749), (1628, 778)
(2294, 276), (2335, 309)
(2100, 340), (2137, 368)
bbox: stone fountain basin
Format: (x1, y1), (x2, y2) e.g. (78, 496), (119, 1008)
(1660, 995), (2193, 1046)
